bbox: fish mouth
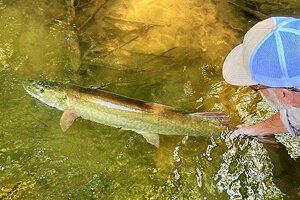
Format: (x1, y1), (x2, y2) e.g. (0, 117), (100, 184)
(23, 80), (36, 93)
(22, 79), (52, 102)
(23, 80), (44, 101)
(23, 79), (67, 109)
(23, 79), (54, 94)
(23, 80), (42, 94)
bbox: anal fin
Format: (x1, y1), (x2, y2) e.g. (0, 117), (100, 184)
(140, 132), (160, 148)
(60, 108), (78, 132)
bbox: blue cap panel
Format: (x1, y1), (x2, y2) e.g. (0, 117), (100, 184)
(249, 17), (300, 87)
(251, 34), (283, 86)
(281, 31), (300, 80)
(274, 17), (294, 26)
(281, 19), (300, 30)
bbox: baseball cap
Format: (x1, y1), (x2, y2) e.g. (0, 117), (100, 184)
(223, 17), (300, 87)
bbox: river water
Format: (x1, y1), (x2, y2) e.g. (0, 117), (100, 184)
(0, 0), (299, 199)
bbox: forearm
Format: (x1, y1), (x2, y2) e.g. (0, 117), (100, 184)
(230, 112), (288, 139)
(254, 112), (287, 134)
(244, 112), (287, 135)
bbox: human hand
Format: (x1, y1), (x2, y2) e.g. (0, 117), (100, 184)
(228, 125), (259, 140)
(227, 124), (278, 144)
(226, 113), (282, 141)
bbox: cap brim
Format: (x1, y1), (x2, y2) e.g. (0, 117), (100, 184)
(223, 44), (257, 86)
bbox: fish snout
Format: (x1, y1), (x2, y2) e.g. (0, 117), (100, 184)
(23, 80), (47, 96)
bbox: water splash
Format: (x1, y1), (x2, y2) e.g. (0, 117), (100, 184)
(203, 136), (217, 161)
(173, 146), (181, 163)
(276, 133), (300, 159)
(183, 80), (195, 97)
(173, 169), (180, 181)
(171, 136), (189, 182)
(195, 167), (203, 189)
(215, 136), (284, 199)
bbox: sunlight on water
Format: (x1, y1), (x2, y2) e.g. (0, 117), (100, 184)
(79, 0), (241, 71)
(216, 135), (283, 199)
(0, 0), (299, 199)
(276, 133), (300, 159)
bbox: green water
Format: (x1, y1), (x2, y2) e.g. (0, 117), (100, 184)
(0, 0), (300, 199)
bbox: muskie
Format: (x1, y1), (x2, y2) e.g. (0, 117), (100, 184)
(23, 80), (229, 147)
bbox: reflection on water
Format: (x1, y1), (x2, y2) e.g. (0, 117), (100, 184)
(276, 133), (300, 159)
(216, 136), (282, 199)
(0, 0), (300, 199)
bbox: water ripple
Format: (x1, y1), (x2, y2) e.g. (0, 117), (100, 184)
(215, 137), (284, 199)
(276, 133), (300, 159)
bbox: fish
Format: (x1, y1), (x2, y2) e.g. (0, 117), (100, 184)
(23, 80), (229, 148)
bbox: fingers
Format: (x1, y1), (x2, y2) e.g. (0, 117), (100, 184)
(224, 128), (243, 142)
(226, 124), (276, 142)
(228, 129), (244, 140)
(226, 125), (251, 141)
(227, 125), (259, 141)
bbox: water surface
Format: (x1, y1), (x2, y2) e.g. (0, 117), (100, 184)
(0, 0), (299, 199)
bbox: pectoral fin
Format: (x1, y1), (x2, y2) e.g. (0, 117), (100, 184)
(141, 132), (160, 148)
(60, 108), (78, 132)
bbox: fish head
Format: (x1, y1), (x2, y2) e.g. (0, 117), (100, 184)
(23, 80), (68, 110)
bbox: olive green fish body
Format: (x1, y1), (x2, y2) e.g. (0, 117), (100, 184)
(23, 80), (229, 147)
